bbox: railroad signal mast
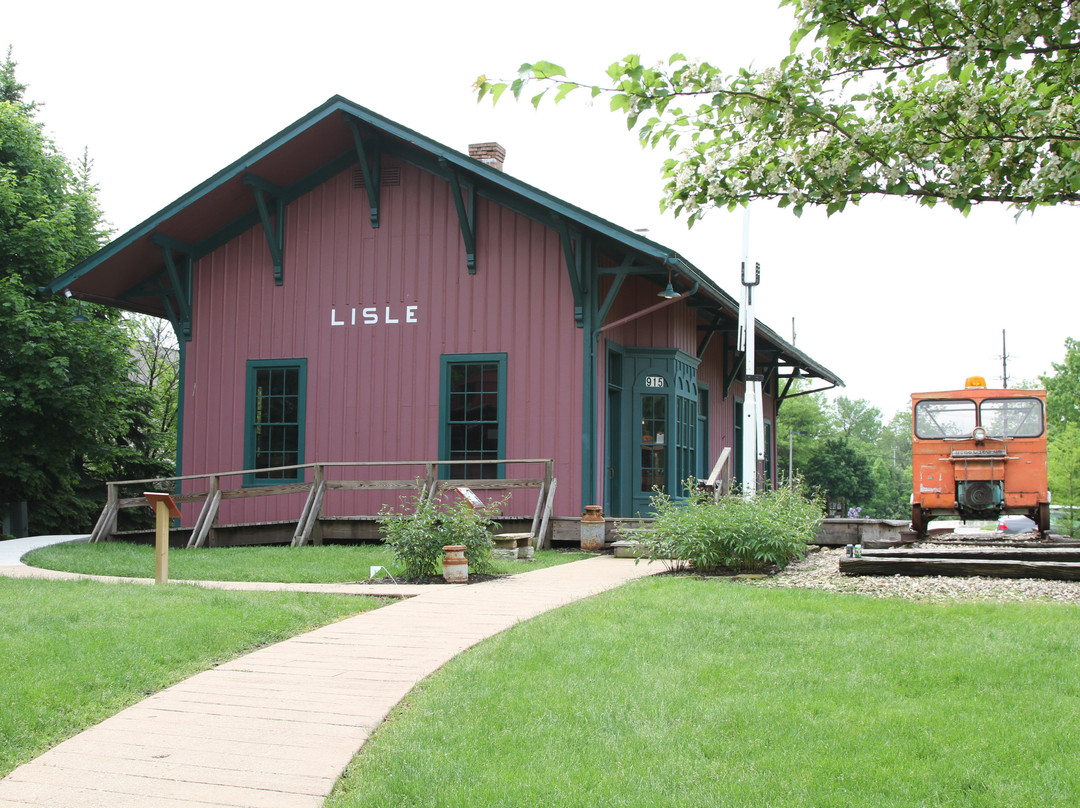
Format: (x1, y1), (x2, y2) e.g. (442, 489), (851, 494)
(737, 209), (764, 496)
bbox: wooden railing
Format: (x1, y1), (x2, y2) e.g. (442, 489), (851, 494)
(701, 447), (734, 501)
(90, 459), (556, 549)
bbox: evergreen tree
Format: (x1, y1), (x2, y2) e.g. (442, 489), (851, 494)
(0, 50), (171, 534)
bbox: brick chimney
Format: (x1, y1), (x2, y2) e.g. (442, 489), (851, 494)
(468, 142), (506, 172)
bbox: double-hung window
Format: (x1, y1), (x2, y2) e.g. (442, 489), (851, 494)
(439, 353), (506, 479)
(244, 359), (307, 485)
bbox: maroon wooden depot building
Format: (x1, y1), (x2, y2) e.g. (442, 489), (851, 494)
(47, 96), (842, 538)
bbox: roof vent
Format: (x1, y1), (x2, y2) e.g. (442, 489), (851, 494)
(352, 166), (401, 188)
(468, 142), (506, 172)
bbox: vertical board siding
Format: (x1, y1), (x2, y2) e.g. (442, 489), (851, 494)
(592, 276), (777, 503)
(182, 160), (582, 525)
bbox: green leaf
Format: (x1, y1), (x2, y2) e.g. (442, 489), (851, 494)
(530, 60), (566, 79)
(554, 82), (577, 104)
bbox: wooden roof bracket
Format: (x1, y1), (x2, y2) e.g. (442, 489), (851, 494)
(148, 234), (194, 341)
(594, 274), (626, 337)
(778, 383), (837, 401)
(345, 115), (381, 228)
(553, 216), (585, 326)
(697, 312), (726, 359)
(441, 159), (477, 274)
(597, 279), (699, 335)
(724, 349), (745, 398)
(242, 173), (286, 286)
(763, 360), (778, 394)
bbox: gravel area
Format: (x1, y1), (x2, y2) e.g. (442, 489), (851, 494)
(748, 541), (1080, 604)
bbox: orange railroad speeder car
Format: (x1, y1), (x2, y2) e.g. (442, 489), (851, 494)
(911, 377), (1050, 536)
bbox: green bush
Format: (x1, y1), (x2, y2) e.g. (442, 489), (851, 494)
(635, 480), (824, 573)
(377, 488), (503, 578)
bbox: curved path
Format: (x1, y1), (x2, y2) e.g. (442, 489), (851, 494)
(0, 542), (659, 807)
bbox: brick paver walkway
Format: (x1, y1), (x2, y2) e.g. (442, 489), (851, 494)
(0, 555), (659, 807)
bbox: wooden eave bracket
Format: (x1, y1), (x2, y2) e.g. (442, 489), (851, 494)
(242, 173), (286, 286)
(595, 274), (626, 335)
(552, 216), (585, 326)
(779, 382), (837, 401)
(147, 234), (194, 341)
(724, 350), (745, 398)
(345, 116), (381, 229)
(440, 159), (477, 274)
(763, 361), (778, 393)
(697, 312), (728, 359)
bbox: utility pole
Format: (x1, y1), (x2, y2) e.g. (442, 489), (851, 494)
(1001, 329), (1009, 388)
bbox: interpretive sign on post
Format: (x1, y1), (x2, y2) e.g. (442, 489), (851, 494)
(144, 492), (181, 584)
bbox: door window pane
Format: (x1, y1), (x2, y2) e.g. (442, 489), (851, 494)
(641, 395), (666, 492)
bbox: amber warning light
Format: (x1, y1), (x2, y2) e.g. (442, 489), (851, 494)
(965, 375), (987, 389)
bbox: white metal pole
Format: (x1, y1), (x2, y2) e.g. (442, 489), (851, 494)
(739, 207), (759, 497)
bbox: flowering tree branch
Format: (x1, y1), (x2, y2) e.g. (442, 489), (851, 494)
(475, 0), (1080, 220)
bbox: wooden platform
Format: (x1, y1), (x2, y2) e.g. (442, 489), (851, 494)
(840, 546), (1080, 581)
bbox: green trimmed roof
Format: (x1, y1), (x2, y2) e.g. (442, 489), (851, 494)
(45, 95), (842, 387)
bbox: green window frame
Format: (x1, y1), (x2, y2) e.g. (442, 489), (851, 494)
(676, 395), (697, 488)
(439, 353), (507, 479)
(244, 359), (307, 486)
(697, 385), (710, 480)
(763, 419), (773, 489)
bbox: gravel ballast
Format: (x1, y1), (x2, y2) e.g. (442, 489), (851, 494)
(749, 542), (1080, 604)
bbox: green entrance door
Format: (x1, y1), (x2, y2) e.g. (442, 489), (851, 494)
(631, 383), (671, 516)
(606, 348), (699, 517)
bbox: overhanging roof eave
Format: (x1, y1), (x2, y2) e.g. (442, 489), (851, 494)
(44, 95), (845, 389)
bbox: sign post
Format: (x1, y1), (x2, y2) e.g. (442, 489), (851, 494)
(144, 492), (181, 584)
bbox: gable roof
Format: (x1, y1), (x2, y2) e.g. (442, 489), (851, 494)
(44, 95), (842, 387)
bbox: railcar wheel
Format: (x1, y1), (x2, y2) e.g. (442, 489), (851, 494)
(911, 504), (928, 537)
(1037, 502), (1051, 536)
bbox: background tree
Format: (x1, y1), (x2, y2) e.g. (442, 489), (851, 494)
(776, 383), (829, 481)
(1042, 338), (1080, 535)
(1042, 337), (1080, 429)
(129, 314), (180, 466)
(802, 436), (878, 512)
(779, 393), (911, 518)
(0, 51), (172, 535)
(478, 0), (1080, 218)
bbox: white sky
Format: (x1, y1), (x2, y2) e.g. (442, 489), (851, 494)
(7, 0), (1076, 419)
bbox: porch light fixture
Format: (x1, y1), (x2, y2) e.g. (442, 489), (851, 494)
(657, 267), (680, 299)
(70, 300), (90, 323)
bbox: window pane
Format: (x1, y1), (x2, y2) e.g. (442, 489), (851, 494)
(250, 363), (304, 481)
(980, 398), (1044, 438)
(444, 358), (503, 479)
(915, 399), (977, 439)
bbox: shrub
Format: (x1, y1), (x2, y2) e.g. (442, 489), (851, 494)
(377, 487), (503, 578)
(635, 479), (824, 573)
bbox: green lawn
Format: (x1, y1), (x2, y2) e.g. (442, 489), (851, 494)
(327, 577), (1080, 808)
(23, 541), (594, 582)
(0, 578), (382, 776)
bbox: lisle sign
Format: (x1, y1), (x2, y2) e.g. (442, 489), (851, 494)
(330, 305), (418, 326)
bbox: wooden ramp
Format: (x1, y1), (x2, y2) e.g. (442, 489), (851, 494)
(840, 546), (1080, 581)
